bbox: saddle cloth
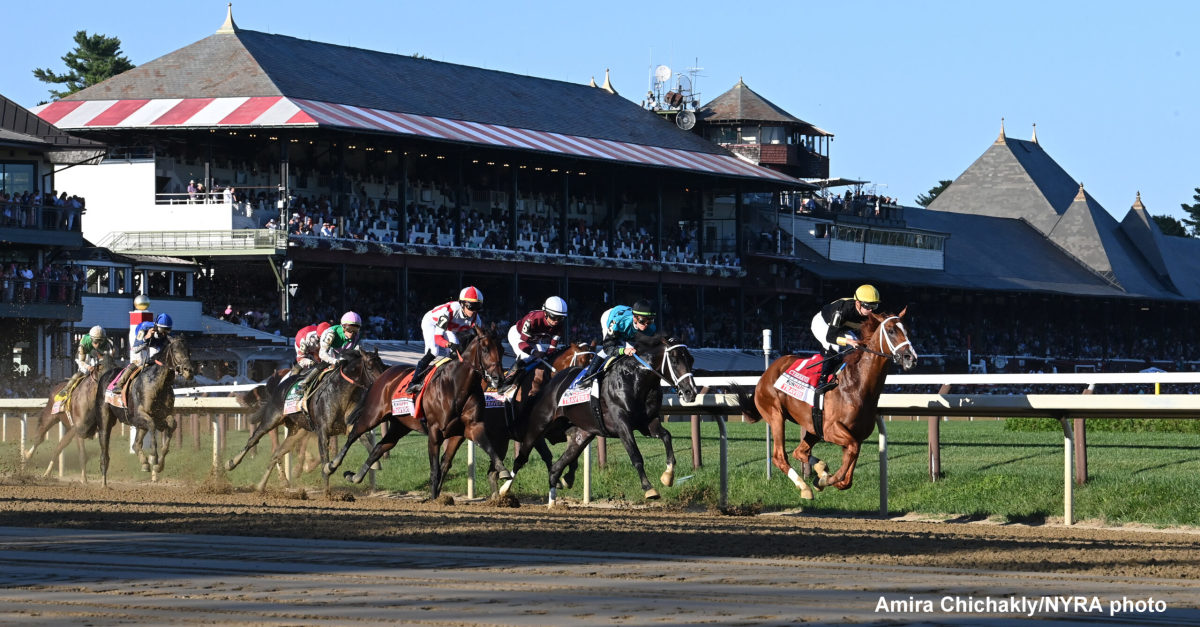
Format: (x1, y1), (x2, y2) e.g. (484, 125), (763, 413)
(282, 365), (336, 415)
(559, 368), (595, 407)
(390, 357), (452, 418)
(104, 364), (141, 409)
(774, 354), (821, 405)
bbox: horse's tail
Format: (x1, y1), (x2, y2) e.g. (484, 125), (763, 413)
(731, 382), (763, 424)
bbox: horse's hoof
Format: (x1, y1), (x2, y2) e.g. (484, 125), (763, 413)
(140, 463), (151, 472)
(547, 487), (557, 507)
(660, 468), (675, 487)
(154, 464), (165, 474)
(370, 461), (382, 471)
(323, 462), (335, 475)
(644, 488), (660, 500)
(800, 488), (814, 500)
(224, 460), (236, 472)
(497, 469), (512, 481)
(498, 478), (514, 497)
(813, 460), (828, 476)
(557, 477), (569, 489)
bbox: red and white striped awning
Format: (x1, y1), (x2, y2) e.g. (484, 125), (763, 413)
(34, 97), (798, 184)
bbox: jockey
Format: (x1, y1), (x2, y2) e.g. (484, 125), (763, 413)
(811, 284), (880, 394)
(505, 296), (567, 383)
(293, 321), (332, 373)
(118, 313), (172, 389)
(297, 312), (362, 394)
(66, 326), (115, 388)
(578, 299), (657, 385)
(408, 286), (483, 394)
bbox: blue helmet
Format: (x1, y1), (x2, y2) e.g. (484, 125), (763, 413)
(155, 313), (173, 329)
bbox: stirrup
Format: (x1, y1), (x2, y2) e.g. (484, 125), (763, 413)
(815, 378), (838, 394)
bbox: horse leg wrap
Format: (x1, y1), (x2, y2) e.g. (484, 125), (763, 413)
(499, 476), (514, 497)
(787, 467), (804, 488)
(660, 463), (675, 487)
(547, 486), (557, 507)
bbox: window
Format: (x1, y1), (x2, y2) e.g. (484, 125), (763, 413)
(0, 162), (36, 195)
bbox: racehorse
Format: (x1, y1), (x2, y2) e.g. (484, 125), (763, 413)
(734, 308), (917, 499)
(24, 353), (116, 480)
(502, 334), (697, 505)
(225, 347), (385, 493)
(97, 335), (195, 486)
(334, 324), (509, 499)
(488, 340), (596, 490)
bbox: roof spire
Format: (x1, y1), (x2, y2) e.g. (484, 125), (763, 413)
(1031, 122), (1038, 144)
(996, 117), (1006, 143)
(1132, 191), (1145, 211)
(588, 76), (597, 88)
(1075, 182), (1086, 200)
(600, 69), (618, 95)
(217, 3), (238, 34)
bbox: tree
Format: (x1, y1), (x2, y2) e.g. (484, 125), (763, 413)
(1152, 214), (1188, 237)
(1180, 187), (1200, 236)
(915, 180), (953, 208)
(33, 31), (135, 101)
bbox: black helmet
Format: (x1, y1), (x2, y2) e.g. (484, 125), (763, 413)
(631, 300), (656, 317)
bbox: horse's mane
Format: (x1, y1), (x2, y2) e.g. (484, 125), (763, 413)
(632, 333), (674, 353)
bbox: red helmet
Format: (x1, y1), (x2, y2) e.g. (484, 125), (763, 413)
(316, 322), (332, 335)
(458, 286), (483, 303)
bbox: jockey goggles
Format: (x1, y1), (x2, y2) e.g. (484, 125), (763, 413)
(858, 300), (879, 311)
(546, 312), (564, 322)
(634, 315), (655, 325)
(462, 300), (482, 311)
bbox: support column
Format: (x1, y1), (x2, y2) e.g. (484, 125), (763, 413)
(400, 153), (410, 243)
(455, 156), (465, 247)
(509, 166), (518, 250)
(655, 179), (663, 261)
(735, 183), (745, 261)
(559, 173), (569, 255)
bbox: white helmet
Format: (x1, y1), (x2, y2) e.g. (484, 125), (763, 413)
(543, 296), (568, 318)
(89, 325), (105, 339)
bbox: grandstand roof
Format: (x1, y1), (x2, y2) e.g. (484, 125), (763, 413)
(32, 13), (795, 184)
(924, 130), (1200, 301)
(697, 79), (832, 137)
(0, 92), (102, 150)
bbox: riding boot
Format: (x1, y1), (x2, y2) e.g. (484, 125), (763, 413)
(115, 364), (135, 391)
(576, 354), (604, 386)
(814, 350), (841, 394)
(502, 358), (527, 388)
(298, 365), (323, 397)
(407, 352), (434, 394)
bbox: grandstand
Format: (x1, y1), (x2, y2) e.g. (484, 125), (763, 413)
(25, 7), (1200, 375)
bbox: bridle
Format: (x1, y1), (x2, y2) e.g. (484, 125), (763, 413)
(632, 342), (695, 390)
(856, 316), (916, 364)
(153, 337), (190, 378)
(461, 333), (502, 388)
(337, 351), (380, 389)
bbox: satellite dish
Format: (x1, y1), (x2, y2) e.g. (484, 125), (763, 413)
(677, 74), (692, 94)
(676, 110), (696, 131)
(654, 65), (672, 84)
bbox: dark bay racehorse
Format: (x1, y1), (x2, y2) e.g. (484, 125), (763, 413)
(334, 325), (509, 498)
(97, 335), (194, 486)
(225, 347), (385, 492)
(488, 341), (596, 490)
(503, 334), (697, 505)
(24, 354), (115, 480)
(735, 309), (917, 499)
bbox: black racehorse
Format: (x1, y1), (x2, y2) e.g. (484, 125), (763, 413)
(97, 335), (195, 486)
(503, 334), (698, 505)
(225, 347), (386, 493)
(24, 353), (116, 480)
(335, 325), (510, 499)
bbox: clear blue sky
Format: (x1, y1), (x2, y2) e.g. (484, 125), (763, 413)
(6, 1), (1198, 223)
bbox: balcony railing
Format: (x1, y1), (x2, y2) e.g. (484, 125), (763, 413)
(1, 201), (83, 233)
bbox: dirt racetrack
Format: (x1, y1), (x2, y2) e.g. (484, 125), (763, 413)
(1, 476), (1198, 580)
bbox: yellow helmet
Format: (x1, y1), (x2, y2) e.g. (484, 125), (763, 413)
(854, 284), (881, 304)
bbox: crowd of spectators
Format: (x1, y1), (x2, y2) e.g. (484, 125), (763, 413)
(1, 189), (85, 231)
(0, 263), (84, 304)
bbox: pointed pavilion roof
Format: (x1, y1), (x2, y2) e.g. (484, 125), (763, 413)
(1048, 184), (1121, 283)
(926, 135), (1078, 234)
(697, 79), (831, 136)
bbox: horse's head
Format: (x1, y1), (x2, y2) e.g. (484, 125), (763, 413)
(342, 347), (387, 388)
(554, 340), (597, 370)
(636, 334), (698, 403)
(462, 323), (504, 389)
(868, 307), (918, 371)
(362, 348), (387, 384)
(164, 335), (195, 381)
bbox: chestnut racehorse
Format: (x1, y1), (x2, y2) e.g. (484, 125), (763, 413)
(735, 309), (917, 499)
(332, 325), (509, 498)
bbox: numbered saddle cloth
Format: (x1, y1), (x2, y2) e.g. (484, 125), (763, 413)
(774, 354), (821, 405)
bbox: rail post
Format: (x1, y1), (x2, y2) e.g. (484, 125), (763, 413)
(466, 440), (476, 499)
(58, 422), (65, 479)
(583, 440), (592, 504)
(717, 415), (728, 508)
(211, 415), (219, 469)
(1076, 384), (1092, 485)
(877, 415), (888, 516)
(763, 329), (772, 480)
(20, 413), (27, 458)
(929, 383), (950, 481)
(1059, 416), (1074, 525)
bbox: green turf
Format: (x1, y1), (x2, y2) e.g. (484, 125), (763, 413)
(6, 417), (1200, 526)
